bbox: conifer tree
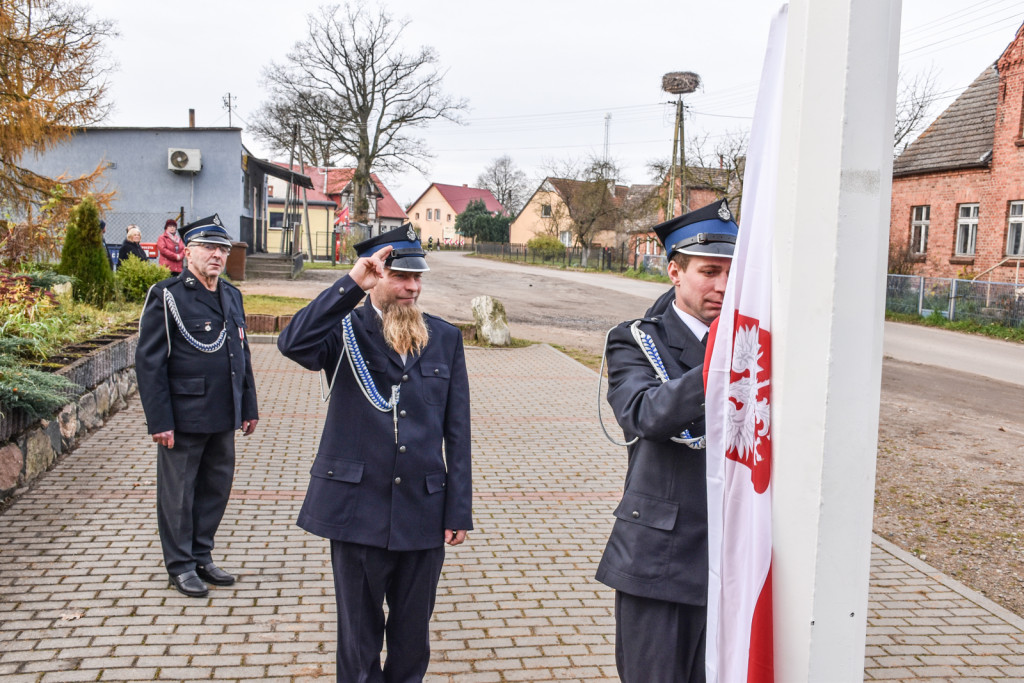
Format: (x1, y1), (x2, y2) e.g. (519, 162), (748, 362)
(58, 196), (114, 306)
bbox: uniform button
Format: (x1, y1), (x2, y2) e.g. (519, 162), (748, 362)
(632, 510), (640, 518)
(338, 286), (346, 294)
(402, 374), (409, 382)
(394, 477), (402, 485)
(433, 368), (439, 375)
(399, 445), (407, 453)
(231, 371), (236, 376)
(399, 410), (407, 418)
(327, 470), (334, 477)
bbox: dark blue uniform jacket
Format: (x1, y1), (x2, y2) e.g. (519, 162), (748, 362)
(595, 309), (709, 605)
(135, 272), (258, 435)
(277, 275), (473, 551)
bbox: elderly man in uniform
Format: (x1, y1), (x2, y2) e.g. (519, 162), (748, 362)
(136, 215), (259, 598)
(596, 199), (737, 683)
(278, 225), (472, 682)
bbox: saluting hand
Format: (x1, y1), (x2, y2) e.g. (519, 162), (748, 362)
(349, 245), (393, 291)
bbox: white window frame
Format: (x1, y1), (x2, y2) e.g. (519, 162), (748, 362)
(955, 203), (979, 257)
(426, 209), (433, 220)
(541, 204), (552, 218)
(1007, 201), (1024, 256)
(558, 230), (572, 247)
(910, 205), (929, 254)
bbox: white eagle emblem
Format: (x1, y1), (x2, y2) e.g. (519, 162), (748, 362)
(406, 226), (417, 241)
(725, 324), (770, 465)
(717, 202), (732, 222)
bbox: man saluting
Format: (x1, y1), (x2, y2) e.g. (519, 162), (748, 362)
(278, 225), (472, 682)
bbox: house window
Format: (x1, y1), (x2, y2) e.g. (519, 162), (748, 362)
(541, 204), (552, 218)
(558, 230), (572, 247)
(426, 209), (432, 220)
(955, 203), (979, 257)
(415, 212), (419, 220)
(1007, 201), (1024, 256)
(910, 205), (929, 254)
(447, 214), (452, 222)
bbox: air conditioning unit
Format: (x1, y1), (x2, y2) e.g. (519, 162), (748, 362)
(168, 148), (202, 172)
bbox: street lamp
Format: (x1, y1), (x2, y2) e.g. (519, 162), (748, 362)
(662, 72), (701, 218)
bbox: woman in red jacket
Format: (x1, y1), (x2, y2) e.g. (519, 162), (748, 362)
(156, 219), (184, 273)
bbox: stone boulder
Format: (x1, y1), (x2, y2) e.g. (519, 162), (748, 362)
(471, 295), (511, 347)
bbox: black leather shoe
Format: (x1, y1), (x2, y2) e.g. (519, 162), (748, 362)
(196, 563), (235, 586)
(169, 570), (209, 597)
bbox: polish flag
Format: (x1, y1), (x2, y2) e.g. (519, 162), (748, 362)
(703, 6), (787, 682)
(334, 205), (350, 227)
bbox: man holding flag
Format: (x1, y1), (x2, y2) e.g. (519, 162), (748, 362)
(596, 199), (737, 683)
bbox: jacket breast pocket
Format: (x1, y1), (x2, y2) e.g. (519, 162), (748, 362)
(182, 316), (223, 344)
(169, 376), (205, 396)
(613, 491), (679, 531)
(310, 457), (365, 484)
(420, 363), (450, 405)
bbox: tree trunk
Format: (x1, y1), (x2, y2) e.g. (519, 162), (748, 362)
(353, 133), (371, 223)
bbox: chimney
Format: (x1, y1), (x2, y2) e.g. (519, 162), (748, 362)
(188, 109), (195, 128)
(463, 184), (468, 187)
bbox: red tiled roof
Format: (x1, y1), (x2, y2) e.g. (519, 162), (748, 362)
(372, 173), (407, 220)
(430, 183), (506, 215)
(271, 162), (334, 203)
(271, 163), (406, 220)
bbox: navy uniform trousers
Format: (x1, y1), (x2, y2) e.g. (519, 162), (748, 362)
(156, 430), (235, 576)
(331, 541), (445, 683)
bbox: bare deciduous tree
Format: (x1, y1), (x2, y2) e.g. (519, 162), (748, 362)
(894, 66), (940, 153)
(253, 2), (466, 221)
(544, 156), (624, 267)
(0, 0), (115, 263)
(475, 155), (529, 217)
(648, 129), (747, 220)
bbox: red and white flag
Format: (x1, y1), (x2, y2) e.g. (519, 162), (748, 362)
(704, 6), (787, 682)
(334, 205), (350, 228)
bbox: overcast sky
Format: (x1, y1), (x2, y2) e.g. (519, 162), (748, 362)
(85, 0), (1024, 209)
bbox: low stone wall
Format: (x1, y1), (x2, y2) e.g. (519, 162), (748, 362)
(0, 336), (138, 505)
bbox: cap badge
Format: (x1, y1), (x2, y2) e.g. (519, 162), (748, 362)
(204, 322), (212, 332)
(406, 226), (417, 241)
(717, 203), (732, 222)
(212, 215), (224, 227)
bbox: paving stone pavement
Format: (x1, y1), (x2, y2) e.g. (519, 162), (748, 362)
(2, 342), (1024, 682)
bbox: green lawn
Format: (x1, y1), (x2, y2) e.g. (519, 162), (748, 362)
(302, 261), (353, 271)
(242, 295), (311, 316)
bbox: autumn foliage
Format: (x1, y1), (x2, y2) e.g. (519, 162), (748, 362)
(0, 0), (115, 265)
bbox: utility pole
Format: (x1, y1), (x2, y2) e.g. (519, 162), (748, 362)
(662, 72), (700, 218)
(222, 92), (235, 127)
(603, 113), (612, 164)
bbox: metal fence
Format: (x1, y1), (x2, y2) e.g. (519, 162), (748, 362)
(887, 274), (1024, 326)
(474, 242), (631, 271)
(102, 211), (184, 244)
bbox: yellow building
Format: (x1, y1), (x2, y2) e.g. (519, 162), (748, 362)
(408, 183), (505, 245)
(510, 178), (622, 247)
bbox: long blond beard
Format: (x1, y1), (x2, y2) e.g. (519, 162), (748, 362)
(380, 302), (430, 356)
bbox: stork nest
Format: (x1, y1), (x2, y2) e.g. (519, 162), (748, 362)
(662, 72), (701, 95)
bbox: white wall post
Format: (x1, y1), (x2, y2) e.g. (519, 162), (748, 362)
(771, 1), (901, 681)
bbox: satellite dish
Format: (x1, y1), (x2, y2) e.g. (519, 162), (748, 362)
(170, 150), (190, 169)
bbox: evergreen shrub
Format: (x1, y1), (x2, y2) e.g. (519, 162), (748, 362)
(116, 256), (169, 303)
(57, 197), (115, 306)
(526, 234), (566, 261)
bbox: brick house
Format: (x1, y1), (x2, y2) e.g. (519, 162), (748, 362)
(889, 21), (1024, 280)
(626, 168), (736, 269)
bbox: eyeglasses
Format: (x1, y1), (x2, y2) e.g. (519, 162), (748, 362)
(193, 244), (231, 255)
